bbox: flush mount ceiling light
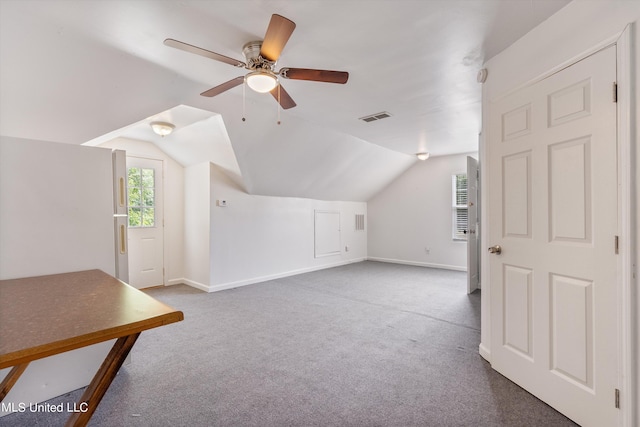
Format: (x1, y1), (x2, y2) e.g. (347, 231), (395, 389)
(150, 121), (175, 137)
(245, 70), (278, 93)
(416, 152), (430, 161)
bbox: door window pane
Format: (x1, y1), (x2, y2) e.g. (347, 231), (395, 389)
(127, 167), (155, 228)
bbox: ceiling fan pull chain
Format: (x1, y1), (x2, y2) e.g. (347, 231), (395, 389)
(242, 80), (246, 122)
(277, 85), (281, 125)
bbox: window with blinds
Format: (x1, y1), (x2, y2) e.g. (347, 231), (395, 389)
(452, 173), (468, 240)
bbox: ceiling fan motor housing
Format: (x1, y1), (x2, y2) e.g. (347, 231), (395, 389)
(242, 41), (274, 70)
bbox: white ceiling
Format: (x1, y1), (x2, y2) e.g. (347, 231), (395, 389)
(0, 0), (571, 201)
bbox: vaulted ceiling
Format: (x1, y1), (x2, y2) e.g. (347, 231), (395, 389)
(0, 0), (570, 201)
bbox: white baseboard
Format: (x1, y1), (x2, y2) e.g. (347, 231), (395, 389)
(174, 257), (461, 293)
(181, 258), (366, 293)
(172, 278), (210, 292)
(367, 257), (467, 272)
(479, 343), (491, 362)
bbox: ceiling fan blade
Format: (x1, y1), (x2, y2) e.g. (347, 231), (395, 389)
(200, 76), (245, 97)
(270, 84), (296, 109)
(260, 14), (296, 62)
(164, 38), (246, 68)
(279, 68), (349, 84)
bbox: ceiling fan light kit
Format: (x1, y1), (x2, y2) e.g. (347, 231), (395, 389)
(416, 152), (430, 161)
(164, 14), (349, 112)
(245, 70), (278, 93)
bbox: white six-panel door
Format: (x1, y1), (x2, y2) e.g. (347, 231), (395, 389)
(488, 46), (618, 427)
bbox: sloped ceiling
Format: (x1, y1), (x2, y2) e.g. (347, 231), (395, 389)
(0, 0), (570, 201)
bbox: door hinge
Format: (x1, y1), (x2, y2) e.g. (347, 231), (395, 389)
(615, 235), (619, 254)
(615, 388), (620, 409)
(613, 82), (618, 103)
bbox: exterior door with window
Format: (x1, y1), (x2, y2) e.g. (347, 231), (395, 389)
(127, 156), (164, 289)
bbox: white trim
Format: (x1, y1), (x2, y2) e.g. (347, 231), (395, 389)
(479, 343), (491, 362)
(179, 278), (210, 292)
(185, 258), (367, 293)
(615, 24), (637, 427)
(367, 257), (466, 272)
(479, 82), (491, 362)
(489, 32), (622, 104)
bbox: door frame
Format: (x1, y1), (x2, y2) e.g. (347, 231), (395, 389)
(479, 24), (637, 426)
(466, 155), (479, 294)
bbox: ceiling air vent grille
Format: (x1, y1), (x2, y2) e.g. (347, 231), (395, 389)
(359, 112), (392, 123)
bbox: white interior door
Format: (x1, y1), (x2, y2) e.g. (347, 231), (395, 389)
(127, 156), (164, 289)
(467, 156), (479, 294)
(487, 46), (618, 427)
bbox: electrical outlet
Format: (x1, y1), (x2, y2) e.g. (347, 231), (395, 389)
(217, 200), (227, 207)
(425, 247), (430, 255)
(345, 245), (349, 252)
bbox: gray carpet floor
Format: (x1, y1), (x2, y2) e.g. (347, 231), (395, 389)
(1, 261), (577, 426)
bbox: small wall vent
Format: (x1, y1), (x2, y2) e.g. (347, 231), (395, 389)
(359, 112), (392, 123)
(355, 214), (365, 231)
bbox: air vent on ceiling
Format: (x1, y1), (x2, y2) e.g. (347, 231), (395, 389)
(359, 111), (392, 123)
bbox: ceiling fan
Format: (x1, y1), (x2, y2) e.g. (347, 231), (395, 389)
(164, 14), (349, 110)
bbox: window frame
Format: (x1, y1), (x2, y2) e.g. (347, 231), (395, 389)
(452, 173), (468, 241)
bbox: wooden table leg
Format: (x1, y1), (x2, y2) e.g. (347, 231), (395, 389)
(0, 363), (29, 401)
(64, 333), (140, 427)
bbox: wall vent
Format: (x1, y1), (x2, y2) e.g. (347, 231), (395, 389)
(355, 214), (365, 231)
(359, 112), (392, 123)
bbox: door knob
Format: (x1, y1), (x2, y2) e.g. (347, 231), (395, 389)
(488, 245), (502, 254)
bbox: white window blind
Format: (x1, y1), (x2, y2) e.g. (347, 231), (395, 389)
(452, 174), (468, 240)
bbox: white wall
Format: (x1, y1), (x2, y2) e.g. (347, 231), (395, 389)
(220, 94), (416, 202)
(0, 136), (115, 415)
(82, 141), (368, 293)
(95, 137), (185, 285)
(367, 153), (476, 271)
(208, 163), (367, 291)
(480, 1), (640, 423)
(182, 162), (212, 290)
(0, 136), (115, 279)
